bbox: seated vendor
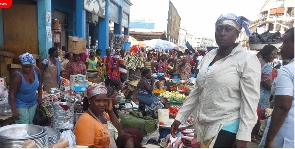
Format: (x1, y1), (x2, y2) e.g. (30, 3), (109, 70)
(106, 87), (144, 148)
(74, 83), (122, 148)
(137, 68), (164, 112)
(154, 73), (171, 91)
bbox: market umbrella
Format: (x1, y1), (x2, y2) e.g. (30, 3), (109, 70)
(168, 41), (179, 50)
(138, 41), (146, 48)
(144, 39), (175, 50)
(129, 36), (139, 46)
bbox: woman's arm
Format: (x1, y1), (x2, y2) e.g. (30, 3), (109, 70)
(106, 100), (123, 135)
(8, 73), (22, 119)
(236, 55), (261, 145)
(35, 66), (43, 104)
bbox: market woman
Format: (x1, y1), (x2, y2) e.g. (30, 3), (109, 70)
(102, 48), (120, 85)
(65, 53), (87, 79)
(9, 52), (42, 124)
(74, 83), (122, 148)
(176, 49), (192, 80)
(171, 13), (261, 148)
(137, 68), (164, 114)
(157, 54), (168, 73)
(86, 49), (98, 70)
(252, 44), (277, 142)
(41, 47), (61, 92)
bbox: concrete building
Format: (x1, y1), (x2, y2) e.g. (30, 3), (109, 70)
(0, 0), (132, 82)
(238, 0), (294, 50)
(185, 34), (215, 50)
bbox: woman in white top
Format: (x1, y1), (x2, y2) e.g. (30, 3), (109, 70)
(171, 13), (261, 148)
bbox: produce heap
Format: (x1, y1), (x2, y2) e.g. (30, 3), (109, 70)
(162, 91), (187, 102)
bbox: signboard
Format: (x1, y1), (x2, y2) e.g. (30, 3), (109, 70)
(108, 2), (119, 24)
(167, 1), (181, 42)
(122, 12), (129, 28)
(84, 0), (106, 18)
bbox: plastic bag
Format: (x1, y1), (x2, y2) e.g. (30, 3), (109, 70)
(60, 130), (76, 147)
(33, 104), (49, 126)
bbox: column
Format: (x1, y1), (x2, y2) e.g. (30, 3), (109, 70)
(114, 7), (122, 35)
(76, 0), (86, 39)
(98, 0), (109, 56)
(0, 9), (4, 50)
(37, 0), (52, 61)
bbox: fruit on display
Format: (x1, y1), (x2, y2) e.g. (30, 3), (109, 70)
(159, 121), (165, 125)
(178, 86), (190, 91)
(169, 106), (180, 114)
(153, 89), (166, 94)
(162, 91), (187, 102)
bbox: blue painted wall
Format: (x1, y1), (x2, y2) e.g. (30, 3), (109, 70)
(37, 0), (52, 61)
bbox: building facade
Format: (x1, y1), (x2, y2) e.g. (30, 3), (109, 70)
(0, 0), (132, 59)
(0, 0), (132, 82)
(185, 34), (215, 50)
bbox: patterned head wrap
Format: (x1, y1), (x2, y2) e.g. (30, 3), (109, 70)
(87, 83), (107, 99)
(89, 49), (96, 54)
(19, 52), (36, 65)
(215, 13), (253, 36)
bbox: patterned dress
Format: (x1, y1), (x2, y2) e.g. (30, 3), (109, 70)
(258, 63), (273, 120)
(177, 55), (192, 80)
(157, 61), (168, 73)
(65, 61), (87, 79)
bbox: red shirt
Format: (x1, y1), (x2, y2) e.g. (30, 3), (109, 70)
(65, 61), (87, 79)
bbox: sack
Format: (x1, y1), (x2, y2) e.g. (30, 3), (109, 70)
(33, 104), (49, 126)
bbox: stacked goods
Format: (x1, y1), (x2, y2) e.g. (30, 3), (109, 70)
(68, 36), (86, 54)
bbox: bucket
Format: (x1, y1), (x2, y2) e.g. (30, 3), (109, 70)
(158, 109), (169, 123)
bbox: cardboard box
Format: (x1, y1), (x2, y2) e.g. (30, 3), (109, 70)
(68, 36), (87, 54)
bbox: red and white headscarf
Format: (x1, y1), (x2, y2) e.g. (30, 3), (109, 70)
(87, 83), (107, 99)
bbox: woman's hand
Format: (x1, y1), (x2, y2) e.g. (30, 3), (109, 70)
(11, 110), (19, 120)
(171, 120), (181, 137)
(106, 99), (113, 113)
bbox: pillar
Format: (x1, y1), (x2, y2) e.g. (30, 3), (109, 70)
(76, 0), (86, 39)
(0, 9), (4, 50)
(37, 0), (52, 61)
(114, 7), (122, 35)
(98, 0), (109, 56)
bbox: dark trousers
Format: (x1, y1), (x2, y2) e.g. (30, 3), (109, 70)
(213, 130), (236, 148)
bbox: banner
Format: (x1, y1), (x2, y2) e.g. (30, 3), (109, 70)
(84, 0), (106, 18)
(167, 1), (181, 41)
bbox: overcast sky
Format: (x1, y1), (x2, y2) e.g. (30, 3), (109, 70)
(130, 0), (267, 38)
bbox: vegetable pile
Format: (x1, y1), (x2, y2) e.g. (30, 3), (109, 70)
(162, 91), (187, 102)
(169, 106), (180, 114)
